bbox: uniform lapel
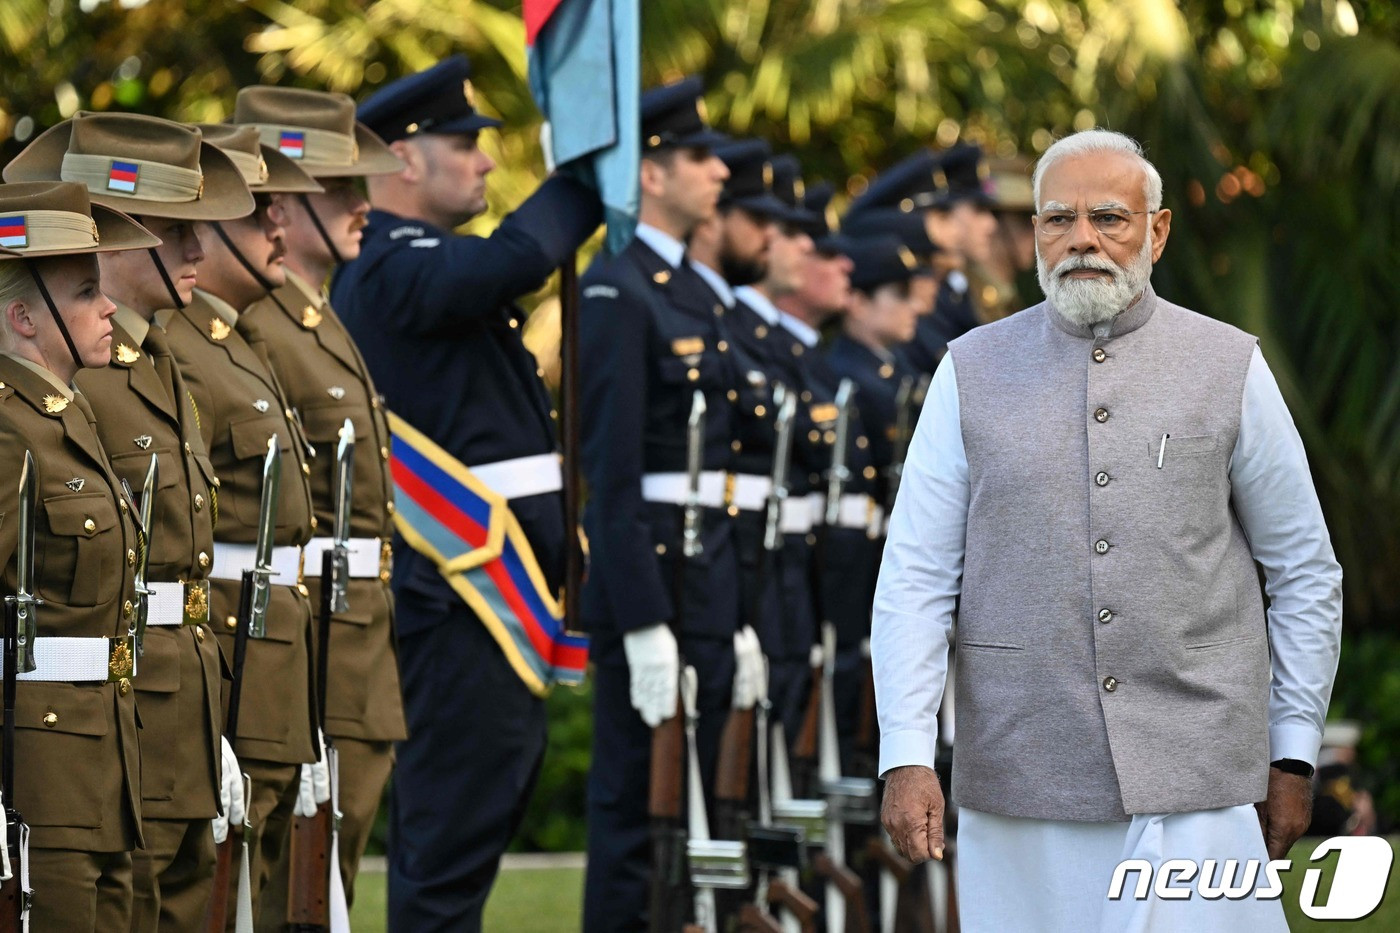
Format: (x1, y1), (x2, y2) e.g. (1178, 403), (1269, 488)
(111, 321), (180, 422)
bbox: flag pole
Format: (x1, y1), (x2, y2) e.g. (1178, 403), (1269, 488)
(560, 252), (585, 636)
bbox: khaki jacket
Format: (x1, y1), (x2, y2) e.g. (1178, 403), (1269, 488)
(75, 311), (225, 819)
(0, 356), (142, 852)
(163, 290), (317, 766)
(241, 274), (405, 742)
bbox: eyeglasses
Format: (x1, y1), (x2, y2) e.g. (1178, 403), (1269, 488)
(1035, 208), (1155, 241)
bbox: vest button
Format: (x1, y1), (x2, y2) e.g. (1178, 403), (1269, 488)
(1093, 347), (1107, 363)
(1094, 407), (1109, 423)
(1095, 471), (1110, 487)
(1098, 608), (1114, 623)
(1094, 539), (1110, 554)
(1103, 676), (1118, 692)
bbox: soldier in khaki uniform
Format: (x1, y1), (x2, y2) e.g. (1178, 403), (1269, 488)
(231, 86), (407, 907)
(0, 180), (158, 930)
(159, 125), (322, 925)
(3, 111), (258, 932)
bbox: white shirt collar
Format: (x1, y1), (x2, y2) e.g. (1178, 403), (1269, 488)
(634, 223), (686, 269)
(779, 312), (821, 348)
(734, 285), (780, 325)
(688, 261), (735, 308)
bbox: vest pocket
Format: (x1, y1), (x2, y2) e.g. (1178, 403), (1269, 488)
(1148, 433), (1219, 465)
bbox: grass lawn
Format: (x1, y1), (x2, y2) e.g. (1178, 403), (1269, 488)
(348, 837), (1398, 931)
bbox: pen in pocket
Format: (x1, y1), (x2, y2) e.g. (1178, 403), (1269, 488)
(1157, 433), (1169, 469)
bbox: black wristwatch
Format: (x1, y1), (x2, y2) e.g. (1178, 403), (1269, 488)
(1271, 758), (1315, 778)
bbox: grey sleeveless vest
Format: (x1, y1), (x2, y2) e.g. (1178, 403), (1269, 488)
(947, 286), (1268, 821)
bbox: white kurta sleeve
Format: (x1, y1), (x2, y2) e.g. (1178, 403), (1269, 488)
(872, 353), (969, 777)
(1230, 346), (1343, 766)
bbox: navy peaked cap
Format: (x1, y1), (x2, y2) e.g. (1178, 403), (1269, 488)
(357, 54), (502, 144)
(641, 76), (727, 152)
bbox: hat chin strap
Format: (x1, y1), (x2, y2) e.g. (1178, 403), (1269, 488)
(208, 221), (278, 295)
(24, 260), (85, 372)
(147, 248), (187, 310)
(297, 194), (344, 266)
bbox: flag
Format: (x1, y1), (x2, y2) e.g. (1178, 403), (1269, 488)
(107, 160), (139, 193)
(0, 216), (27, 248)
(278, 131), (305, 160)
(387, 413), (588, 695)
(526, 0), (640, 255)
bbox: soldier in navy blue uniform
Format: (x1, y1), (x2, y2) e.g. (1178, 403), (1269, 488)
(926, 142), (999, 343)
(578, 78), (771, 933)
(329, 55), (601, 931)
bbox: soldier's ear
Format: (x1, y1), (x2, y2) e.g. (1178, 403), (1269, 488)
(639, 157), (670, 199)
(388, 139), (423, 183)
(5, 297), (38, 340)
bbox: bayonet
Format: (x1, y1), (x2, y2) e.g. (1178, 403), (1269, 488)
(249, 436), (282, 639)
(824, 380), (856, 528)
(8, 452), (40, 674)
(682, 391), (706, 559)
(132, 454), (158, 656)
(330, 419), (355, 614)
(763, 385), (798, 553)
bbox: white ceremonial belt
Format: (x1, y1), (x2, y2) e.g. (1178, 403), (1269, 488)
(470, 453), (563, 500)
(779, 497), (815, 534)
(642, 471), (728, 509)
(302, 537), (385, 579)
(148, 582), (191, 627)
(832, 493), (885, 535)
(208, 543), (304, 586)
(17, 636), (134, 683)
(729, 474), (771, 512)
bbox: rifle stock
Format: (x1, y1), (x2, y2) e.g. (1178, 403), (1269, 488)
(205, 827), (237, 932)
(2, 600), (25, 931)
(766, 877), (818, 930)
(648, 703), (687, 933)
(791, 663), (822, 797)
(812, 851), (873, 933)
(713, 706), (754, 836)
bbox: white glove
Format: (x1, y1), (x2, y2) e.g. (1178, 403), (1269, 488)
(212, 737), (244, 845)
(623, 623), (680, 727)
(731, 626), (765, 710)
(295, 730), (332, 818)
(860, 637), (871, 660)
(809, 642), (825, 670)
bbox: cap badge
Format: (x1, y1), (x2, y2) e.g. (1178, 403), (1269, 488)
(209, 317), (230, 341)
(898, 246), (918, 270)
(65, 477), (85, 492)
(762, 162), (774, 188)
(134, 435), (152, 450)
(257, 157), (269, 183)
(115, 343), (140, 364)
(793, 178), (805, 200)
(43, 394), (69, 414)
(652, 269), (671, 285)
(301, 304), (322, 329)
(0, 215), (28, 249)
(463, 79), (477, 106)
(253, 399), (270, 413)
(327, 386), (346, 400)
(278, 130), (306, 160)
(107, 160), (139, 194)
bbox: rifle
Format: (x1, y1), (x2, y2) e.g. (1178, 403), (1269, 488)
(766, 718), (825, 933)
(204, 437), (281, 933)
(289, 420), (355, 931)
(649, 391), (707, 933)
(1, 452), (38, 931)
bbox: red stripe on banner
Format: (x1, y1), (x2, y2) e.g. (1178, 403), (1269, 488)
(482, 560), (555, 661)
(523, 0), (567, 45)
(554, 640), (589, 672)
(391, 458), (490, 550)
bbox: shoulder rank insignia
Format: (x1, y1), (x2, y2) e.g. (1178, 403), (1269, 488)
(65, 477), (85, 492)
(301, 304), (322, 329)
(209, 317), (230, 341)
(115, 343), (140, 364)
(43, 394), (68, 414)
(810, 403), (838, 424)
(253, 399), (270, 413)
(652, 269), (671, 285)
(327, 386), (346, 400)
(670, 337), (704, 357)
(134, 435), (152, 450)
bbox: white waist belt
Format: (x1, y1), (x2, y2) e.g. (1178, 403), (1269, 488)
(729, 474), (771, 512)
(471, 453), (562, 500)
(831, 493), (885, 535)
(779, 496), (816, 534)
(302, 537), (385, 579)
(17, 636), (133, 683)
(209, 543), (304, 586)
(642, 471), (728, 509)
(148, 582), (190, 627)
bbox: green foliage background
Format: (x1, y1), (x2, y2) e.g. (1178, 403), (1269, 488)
(3, 0), (1398, 843)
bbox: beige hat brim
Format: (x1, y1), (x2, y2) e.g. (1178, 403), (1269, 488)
(255, 145), (325, 194)
(0, 203), (161, 260)
(3, 123), (257, 222)
(298, 124), (404, 178)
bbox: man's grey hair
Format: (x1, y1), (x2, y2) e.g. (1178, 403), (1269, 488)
(1032, 129), (1163, 213)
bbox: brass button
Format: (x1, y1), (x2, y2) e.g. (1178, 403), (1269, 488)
(198, 551), (210, 569)
(754, 404), (767, 418)
(878, 363), (894, 379)
(285, 408), (294, 420)
(726, 390), (738, 402)
(792, 345), (804, 357)
(1095, 539), (1110, 554)
(225, 615), (238, 631)
(123, 600), (133, 619)
(805, 532), (817, 546)
(119, 499), (129, 513)
(302, 463), (311, 476)
(84, 517), (96, 533)
(800, 391), (812, 403)
(118, 677), (131, 697)
(726, 505), (740, 517)
(1093, 347), (1107, 363)
(509, 318), (520, 329)
(380, 446), (390, 461)
(371, 396), (381, 409)
(717, 340), (729, 353)
(863, 465), (877, 480)
(655, 543), (667, 555)
(755, 325), (768, 339)
(386, 501), (396, 515)
(309, 516), (318, 530)
(1094, 408), (1109, 423)
(823, 430), (836, 445)
(1095, 472), (1110, 487)
(687, 368), (700, 382)
(298, 583), (310, 597)
(184, 442), (193, 454)
(1098, 608), (1114, 624)
(730, 440), (742, 453)
(127, 549), (136, 567)
(808, 430), (820, 443)
(856, 436), (869, 449)
(1103, 676), (1118, 692)
(195, 626), (206, 643)
(550, 410), (559, 421)
(194, 493), (205, 511)
(43, 711), (58, 727)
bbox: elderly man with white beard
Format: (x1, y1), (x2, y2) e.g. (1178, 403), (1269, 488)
(871, 128), (1342, 932)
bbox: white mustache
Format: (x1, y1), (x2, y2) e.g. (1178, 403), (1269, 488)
(1054, 255), (1120, 277)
